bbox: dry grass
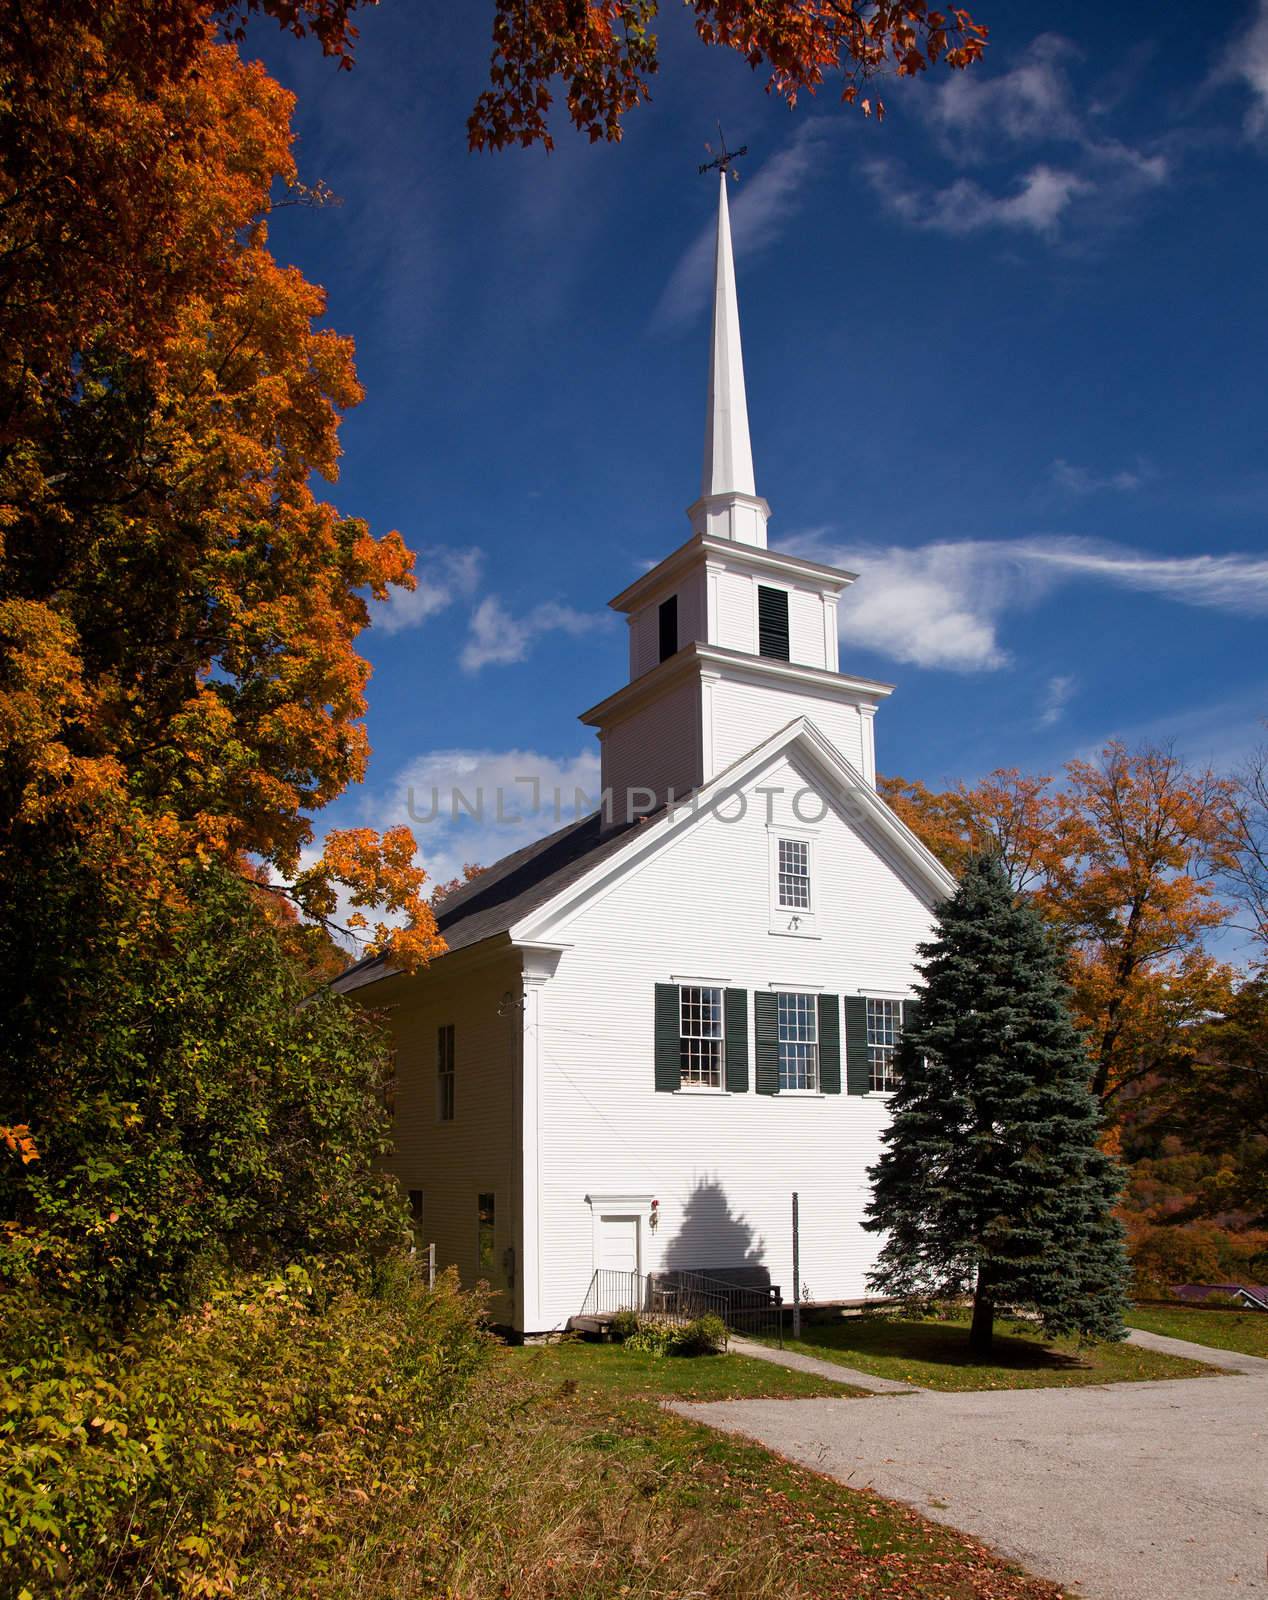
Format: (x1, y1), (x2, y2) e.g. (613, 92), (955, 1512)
(243, 1341), (1067, 1600)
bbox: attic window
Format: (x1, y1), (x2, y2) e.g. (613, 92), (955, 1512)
(757, 585), (790, 661)
(777, 838), (810, 909)
(658, 595), (678, 663)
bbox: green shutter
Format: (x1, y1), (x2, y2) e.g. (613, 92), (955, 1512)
(817, 994), (841, 1094)
(654, 984), (680, 1092)
(844, 995), (870, 1095)
(724, 988), (749, 1093)
(902, 998), (923, 1037)
(754, 991), (779, 1095)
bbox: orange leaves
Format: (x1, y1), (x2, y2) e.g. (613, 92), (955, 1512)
(1, 1125), (39, 1164)
(883, 742), (1240, 1106)
(293, 825), (445, 973)
(467, 0), (987, 150)
(0, 13), (428, 978)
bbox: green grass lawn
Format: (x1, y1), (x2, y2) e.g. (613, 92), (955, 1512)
(1126, 1304), (1268, 1359)
(765, 1311), (1216, 1390)
(522, 1332), (864, 1401)
(495, 1337), (1065, 1599)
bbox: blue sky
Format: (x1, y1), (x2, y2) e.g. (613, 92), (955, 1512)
(254, 1), (1268, 889)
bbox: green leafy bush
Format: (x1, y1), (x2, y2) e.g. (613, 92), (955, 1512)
(0, 860), (404, 1309)
(673, 1313), (728, 1355)
(608, 1308), (639, 1342)
(0, 1263), (488, 1598)
(624, 1318), (677, 1357)
(619, 1314), (728, 1357)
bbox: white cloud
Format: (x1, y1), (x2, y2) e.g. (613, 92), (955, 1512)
(925, 33), (1085, 153)
(870, 160), (1091, 236)
(373, 545), (483, 635)
(868, 33), (1168, 241)
(372, 745), (603, 889)
(782, 532), (1268, 672)
(1048, 458), (1146, 495)
(1038, 674), (1076, 728)
(652, 122), (833, 330)
(1215, 0), (1268, 139)
(460, 595), (607, 673)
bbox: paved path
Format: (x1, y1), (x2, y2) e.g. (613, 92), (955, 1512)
(729, 1336), (918, 1393)
(678, 1331), (1268, 1600)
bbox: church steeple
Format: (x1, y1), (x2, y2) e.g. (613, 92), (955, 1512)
(580, 158), (890, 827)
(702, 173), (755, 501)
(686, 173), (770, 548)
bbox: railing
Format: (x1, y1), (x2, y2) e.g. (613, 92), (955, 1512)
(652, 1269), (784, 1344)
(576, 1267), (783, 1344)
(578, 1268), (647, 1321)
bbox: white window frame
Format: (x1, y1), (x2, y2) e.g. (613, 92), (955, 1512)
(678, 984), (724, 1091)
(866, 997), (902, 1094)
(776, 990), (819, 1094)
(776, 836), (812, 911)
(767, 827), (819, 940)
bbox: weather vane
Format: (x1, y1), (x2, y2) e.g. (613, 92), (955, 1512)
(698, 122), (746, 181)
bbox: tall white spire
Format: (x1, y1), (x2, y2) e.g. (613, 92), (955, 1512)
(702, 172), (755, 499)
(688, 173), (770, 547)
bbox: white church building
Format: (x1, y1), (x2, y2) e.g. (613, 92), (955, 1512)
(335, 173), (956, 1334)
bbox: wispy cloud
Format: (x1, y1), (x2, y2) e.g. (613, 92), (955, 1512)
(373, 545), (483, 635)
(369, 744), (603, 887)
(1048, 457), (1148, 495)
(1038, 673), (1077, 728)
(867, 160), (1091, 237)
(782, 532), (1268, 672)
(1214, 0), (1268, 140)
(460, 595), (607, 673)
(652, 122), (834, 330)
(868, 33), (1168, 241)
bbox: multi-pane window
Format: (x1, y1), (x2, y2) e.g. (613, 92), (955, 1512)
(777, 838), (811, 909)
(436, 1024), (455, 1122)
(679, 985), (724, 1088)
(777, 992), (818, 1091)
(866, 998), (901, 1093)
(477, 1192), (495, 1272)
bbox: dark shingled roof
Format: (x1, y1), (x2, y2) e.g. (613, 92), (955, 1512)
(332, 809), (643, 993)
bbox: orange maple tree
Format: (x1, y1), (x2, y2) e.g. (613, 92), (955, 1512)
(0, 3), (440, 971)
(883, 744), (1239, 1107)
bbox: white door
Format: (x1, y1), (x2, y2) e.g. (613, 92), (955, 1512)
(597, 1213), (640, 1274)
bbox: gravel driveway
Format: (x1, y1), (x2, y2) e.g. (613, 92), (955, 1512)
(673, 1334), (1268, 1600)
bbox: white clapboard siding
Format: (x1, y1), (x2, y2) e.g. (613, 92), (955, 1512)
(601, 672), (702, 813)
(525, 748), (937, 1331)
(710, 678), (867, 780)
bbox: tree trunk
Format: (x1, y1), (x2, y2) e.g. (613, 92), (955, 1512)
(969, 1269), (994, 1359)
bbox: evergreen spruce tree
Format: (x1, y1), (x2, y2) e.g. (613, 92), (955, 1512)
(864, 854), (1129, 1357)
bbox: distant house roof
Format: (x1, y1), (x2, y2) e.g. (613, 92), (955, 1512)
(1170, 1283), (1268, 1310)
(331, 810), (643, 994)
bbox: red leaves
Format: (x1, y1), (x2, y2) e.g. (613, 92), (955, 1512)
(467, 0), (987, 151)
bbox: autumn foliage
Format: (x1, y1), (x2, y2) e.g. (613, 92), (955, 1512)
(0, 2), (439, 970)
(469, 0), (988, 149)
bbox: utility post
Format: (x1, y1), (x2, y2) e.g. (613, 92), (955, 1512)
(791, 1191), (801, 1341)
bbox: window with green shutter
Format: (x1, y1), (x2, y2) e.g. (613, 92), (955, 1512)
(754, 991), (779, 1094)
(843, 995), (923, 1094)
(724, 988), (749, 1092)
(817, 993), (841, 1094)
(654, 984), (680, 1092)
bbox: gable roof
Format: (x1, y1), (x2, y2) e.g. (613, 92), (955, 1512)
(507, 716), (957, 951)
(332, 716), (957, 996)
(330, 810), (641, 994)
